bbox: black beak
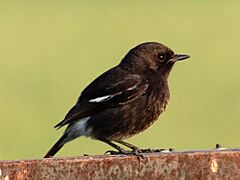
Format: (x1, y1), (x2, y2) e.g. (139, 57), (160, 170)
(174, 54), (190, 61)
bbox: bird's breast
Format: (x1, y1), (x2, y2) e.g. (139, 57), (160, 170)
(124, 82), (170, 137)
(151, 82), (169, 114)
(144, 83), (170, 124)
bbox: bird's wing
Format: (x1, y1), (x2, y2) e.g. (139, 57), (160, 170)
(54, 67), (148, 129)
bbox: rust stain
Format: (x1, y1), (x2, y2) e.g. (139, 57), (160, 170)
(0, 149), (240, 179)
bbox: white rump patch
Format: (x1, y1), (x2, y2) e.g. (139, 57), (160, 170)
(89, 95), (115, 103)
(64, 116), (92, 143)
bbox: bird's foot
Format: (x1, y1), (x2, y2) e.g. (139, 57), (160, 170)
(138, 148), (165, 153)
(131, 147), (144, 158)
(105, 148), (144, 158)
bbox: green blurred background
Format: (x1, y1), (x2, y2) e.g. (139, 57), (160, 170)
(0, 1), (239, 160)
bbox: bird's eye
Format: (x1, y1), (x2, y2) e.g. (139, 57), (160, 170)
(157, 53), (167, 62)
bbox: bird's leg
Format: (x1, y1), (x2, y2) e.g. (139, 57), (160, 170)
(115, 140), (165, 154)
(115, 140), (145, 158)
(98, 138), (130, 155)
(115, 140), (142, 154)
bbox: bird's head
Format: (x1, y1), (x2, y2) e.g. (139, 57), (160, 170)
(120, 42), (190, 79)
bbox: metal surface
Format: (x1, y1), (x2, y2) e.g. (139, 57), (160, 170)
(1, 149), (240, 179)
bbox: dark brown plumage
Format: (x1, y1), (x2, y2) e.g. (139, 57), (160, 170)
(44, 42), (190, 158)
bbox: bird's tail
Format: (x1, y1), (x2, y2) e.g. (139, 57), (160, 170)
(44, 134), (67, 158)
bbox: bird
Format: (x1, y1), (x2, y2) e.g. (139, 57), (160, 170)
(44, 42), (190, 158)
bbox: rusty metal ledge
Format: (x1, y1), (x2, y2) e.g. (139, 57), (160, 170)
(1, 149), (240, 179)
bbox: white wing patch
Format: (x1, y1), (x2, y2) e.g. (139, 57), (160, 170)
(88, 91), (124, 103)
(126, 84), (138, 91)
(88, 83), (139, 103)
(88, 81), (142, 103)
(89, 95), (115, 103)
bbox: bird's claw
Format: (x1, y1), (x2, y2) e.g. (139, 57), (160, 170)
(104, 147), (166, 158)
(139, 148), (165, 153)
(131, 148), (145, 158)
(104, 149), (144, 158)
